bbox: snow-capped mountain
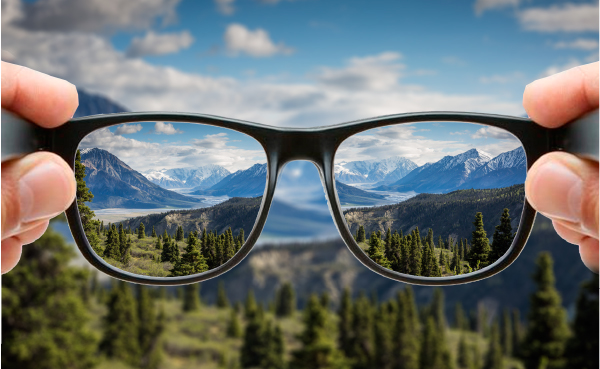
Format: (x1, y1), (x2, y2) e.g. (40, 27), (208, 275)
(375, 147), (526, 194)
(144, 165), (231, 190)
(458, 146), (526, 190)
(335, 156), (418, 184)
(79, 148), (200, 209)
(376, 148), (493, 193)
(191, 163), (268, 198)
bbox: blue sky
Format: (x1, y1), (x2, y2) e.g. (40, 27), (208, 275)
(2, 0), (598, 128)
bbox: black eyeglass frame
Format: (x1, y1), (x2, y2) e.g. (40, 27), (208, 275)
(2, 108), (598, 286)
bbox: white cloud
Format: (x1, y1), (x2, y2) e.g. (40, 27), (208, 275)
(126, 31), (194, 57)
(518, 3), (599, 33)
(449, 130), (471, 135)
(441, 56), (466, 66)
(152, 121), (183, 135)
(552, 38), (599, 50)
(479, 71), (525, 84)
(224, 23), (294, 57)
(474, 0), (519, 16)
(190, 133), (229, 149)
(215, 0), (235, 15)
(10, 0), (180, 33)
(316, 52), (404, 91)
(2, 18), (524, 130)
(471, 126), (515, 140)
(114, 123), (143, 135)
(80, 127), (265, 172)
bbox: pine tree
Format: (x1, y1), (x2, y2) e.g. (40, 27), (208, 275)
(564, 274), (599, 369)
(455, 302), (467, 330)
(490, 208), (514, 263)
(151, 226), (157, 238)
(121, 235), (132, 265)
(103, 225), (121, 260)
(521, 252), (569, 369)
(226, 309), (242, 338)
(430, 288), (446, 331)
(320, 292), (331, 310)
(483, 322), (503, 369)
(275, 282), (296, 317)
(138, 222), (146, 239)
(217, 281), (229, 308)
(357, 225), (366, 243)
(395, 287), (420, 369)
(245, 289), (258, 319)
(240, 304), (267, 368)
(137, 285), (164, 369)
(74, 150), (102, 254)
(468, 212), (490, 269)
(262, 321), (286, 369)
(182, 283), (201, 312)
(169, 232), (208, 276)
(162, 229), (168, 240)
(100, 282), (141, 366)
(512, 309), (523, 357)
(373, 304), (394, 369)
(175, 225), (184, 241)
(289, 294), (350, 369)
(155, 236), (162, 250)
(367, 232), (391, 269)
(337, 288), (353, 357)
(457, 334), (473, 369)
(408, 229), (422, 275)
(419, 316), (454, 369)
(500, 308), (513, 357)
(350, 293), (374, 369)
(2, 222), (98, 369)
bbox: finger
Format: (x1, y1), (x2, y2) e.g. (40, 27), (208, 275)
(1, 152), (76, 239)
(523, 62), (599, 128)
(1, 237), (22, 274)
(552, 219), (586, 245)
(525, 151), (599, 236)
(1, 61), (79, 128)
(13, 219), (49, 246)
(579, 237), (599, 273)
(3, 218), (48, 240)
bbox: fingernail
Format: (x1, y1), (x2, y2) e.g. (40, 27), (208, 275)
(531, 161), (582, 223)
(19, 161), (72, 223)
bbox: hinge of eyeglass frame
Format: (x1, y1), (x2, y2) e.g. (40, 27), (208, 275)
(547, 109), (599, 162)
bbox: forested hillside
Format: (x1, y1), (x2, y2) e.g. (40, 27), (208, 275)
(344, 184), (524, 243)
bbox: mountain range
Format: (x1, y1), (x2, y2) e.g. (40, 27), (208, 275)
(374, 147), (526, 194)
(192, 163), (268, 198)
(80, 148), (200, 209)
(144, 166), (231, 189)
(335, 156), (418, 184)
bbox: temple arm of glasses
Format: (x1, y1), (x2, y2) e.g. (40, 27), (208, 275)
(1, 109), (49, 162)
(550, 109), (599, 162)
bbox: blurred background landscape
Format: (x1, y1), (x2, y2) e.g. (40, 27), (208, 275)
(2, 0), (598, 368)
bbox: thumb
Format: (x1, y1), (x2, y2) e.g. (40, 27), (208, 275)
(525, 151), (599, 237)
(1, 152), (76, 239)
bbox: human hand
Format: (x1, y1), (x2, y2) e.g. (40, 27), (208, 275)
(523, 61), (599, 273)
(1, 61), (78, 273)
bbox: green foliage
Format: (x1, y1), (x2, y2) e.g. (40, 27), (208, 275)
(419, 316), (454, 369)
(275, 282), (296, 317)
(245, 289), (257, 319)
(500, 308), (513, 357)
(457, 334), (473, 369)
(2, 224), (97, 369)
(337, 288), (353, 357)
(467, 212), (490, 270)
(521, 253), (570, 369)
(349, 293), (374, 369)
(227, 309), (242, 338)
(395, 287), (420, 369)
(182, 283), (201, 312)
(151, 226), (157, 238)
(169, 232), (208, 276)
(138, 222), (145, 239)
(137, 285), (164, 369)
(367, 232), (391, 269)
(100, 281), (141, 366)
(217, 281), (230, 308)
(483, 322), (503, 369)
(490, 208), (514, 263)
(290, 294), (350, 369)
(564, 274), (599, 369)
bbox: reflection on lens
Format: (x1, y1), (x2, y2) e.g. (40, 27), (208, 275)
(335, 122), (526, 277)
(75, 122), (267, 277)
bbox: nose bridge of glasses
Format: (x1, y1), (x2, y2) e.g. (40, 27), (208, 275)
(268, 130), (338, 166)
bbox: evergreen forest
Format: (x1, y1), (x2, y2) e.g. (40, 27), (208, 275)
(2, 217), (597, 369)
(75, 150), (250, 277)
(354, 208), (516, 277)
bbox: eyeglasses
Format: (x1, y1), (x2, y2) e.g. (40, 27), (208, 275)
(2, 108), (597, 286)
